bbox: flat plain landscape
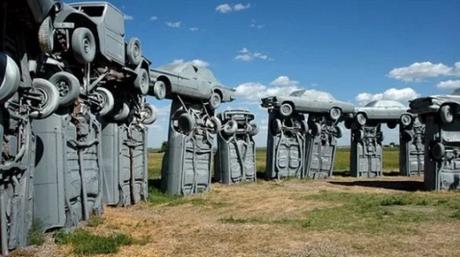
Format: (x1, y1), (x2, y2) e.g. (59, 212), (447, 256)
(15, 149), (460, 257)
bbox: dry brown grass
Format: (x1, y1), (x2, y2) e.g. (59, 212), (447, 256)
(20, 177), (460, 257)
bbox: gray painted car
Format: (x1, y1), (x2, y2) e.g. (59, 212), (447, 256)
(350, 100), (413, 129)
(261, 90), (355, 121)
(150, 63), (235, 109)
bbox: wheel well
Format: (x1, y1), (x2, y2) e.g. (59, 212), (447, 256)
(282, 101), (295, 109)
(157, 75), (171, 94)
(213, 88), (223, 99)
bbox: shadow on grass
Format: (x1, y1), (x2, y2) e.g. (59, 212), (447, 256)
(148, 178), (162, 191)
(329, 180), (425, 192)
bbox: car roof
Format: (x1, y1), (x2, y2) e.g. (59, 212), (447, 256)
(158, 62), (222, 84)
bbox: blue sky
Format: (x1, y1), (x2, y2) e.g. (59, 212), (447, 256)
(71, 0), (460, 147)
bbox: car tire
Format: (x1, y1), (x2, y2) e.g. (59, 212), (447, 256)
(71, 27), (96, 64)
(0, 53), (20, 102)
(95, 87), (115, 117)
(112, 103), (130, 122)
(153, 81), (167, 100)
(329, 107), (342, 121)
(355, 113), (367, 126)
(29, 78), (59, 119)
(223, 119), (238, 135)
(141, 103), (156, 125)
(344, 119), (352, 129)
(431, 142), (445, 161)
(38, 16), (54, 53)
(279, 102), (294, 117)
(127, 37), (142, 67)
(439, 104), (454, 124)
(209, 92), (222, 110)
(400, 114), (413, 127)
(177, 112), (195, 135)
(49, 71), (80, 107)
(249, 123), (259, 136)
(333, 126), (343, 138)
(134, 68), (149, 95)
(271, 118), (282, 135)
(208, 116), (222, 134)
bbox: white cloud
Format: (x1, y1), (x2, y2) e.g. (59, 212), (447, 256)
(388, 62), (456, 82)
(355, 87), (419, 106)
(234, 75), (309, 102)
(250, 22), (265, 29)
(234, 48), (272, 62)
(270, 76), (299, 87)
(166, 21), (181, 28)
(437, 80), (460, 89)
(233, 3), (251, 11)
(216, 4), (232, 13)
(216, 3), (251, 13)
(150, 16), (158, 21)
(170, 59), (210, 68)
(124, 14), (134, 20)
(189, 27), (199, 32)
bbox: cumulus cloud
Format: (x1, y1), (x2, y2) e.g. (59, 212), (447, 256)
(216, 3), (251, 13)
(235, 48), (272, 62)
(170, 59), (210, 68)
(437, 80), (460, 89)
(270, 76), (299, 87)
(388, 61), (460, 82)
(166, 21), (181, 28)
(124, 14), (134, 20)
(233, 76), (333, 102)
(355, 87), (419, 106)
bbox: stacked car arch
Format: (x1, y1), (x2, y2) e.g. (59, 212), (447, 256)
(0, 0), (157, 255)
(2, 0), (460, 255)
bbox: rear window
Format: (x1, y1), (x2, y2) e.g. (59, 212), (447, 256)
(80, 6), (105, 17)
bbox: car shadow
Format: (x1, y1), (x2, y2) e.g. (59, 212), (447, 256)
(328, 180), (425, 192)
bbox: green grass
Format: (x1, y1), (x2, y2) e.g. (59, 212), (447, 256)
(149, 148), (401, 179)
(54, 229), (136, 255)
(28, 220), (45, 246)
(219, 191), (460, 234)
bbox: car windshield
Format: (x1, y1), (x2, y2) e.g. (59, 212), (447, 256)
(289, 90), (305, 97)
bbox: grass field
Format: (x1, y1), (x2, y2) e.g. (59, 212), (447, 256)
(19, 148), (460, 257)
(149, 147), (400, 179)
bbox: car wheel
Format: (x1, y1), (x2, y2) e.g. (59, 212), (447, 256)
(134, 68), (149, 95)
(0, 53), (20, 102)
(431, 142), (445, 161)
(29, 78), (59, 119)
(249, 123), (259, 136)
(355, 113), (367, 126)
(153, 81), (167, 100)
(344, 119), (352, 129)
(271, 118), (282, 135)
(223, 119), (238, 135)
(71, 27), (96, 64)
(95, 87), (114, 117)
(279, 102), (293, 117)
(387, 121), (397, 129)
(333, 126), (343, 138)
(439, 104), (454, 124)
(209, 92), (222, 110)
(112, 103), (130, 122)
(177, 112), (195, 135)
(400, 114), (413, 127)
(127, 37), (142, 67)
(141, 103), (156, 125)
(207, 116), (222, 134)
(38, 16), (54, 53)
(49, 71), (80, 107)
(329, 107), (342, 120)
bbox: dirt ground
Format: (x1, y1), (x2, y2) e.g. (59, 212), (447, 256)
(14, 176), (460, 257)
